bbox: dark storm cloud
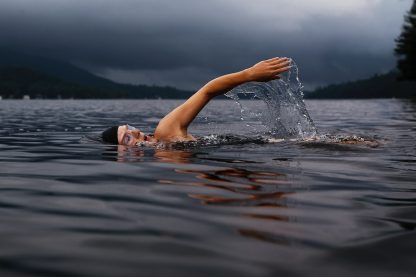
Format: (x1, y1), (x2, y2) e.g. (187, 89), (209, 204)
(0, 0), (412, 89)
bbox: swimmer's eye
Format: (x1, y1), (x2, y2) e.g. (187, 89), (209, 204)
(123, 134), (132, 145)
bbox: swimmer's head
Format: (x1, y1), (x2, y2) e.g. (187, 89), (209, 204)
(101, 126), (118, 144)
(101, 124), (151, 146)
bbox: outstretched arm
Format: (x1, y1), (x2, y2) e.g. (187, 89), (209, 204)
(154, 57), (291, 141)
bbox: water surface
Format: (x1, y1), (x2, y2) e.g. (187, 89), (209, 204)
(0, 99), (415, 277)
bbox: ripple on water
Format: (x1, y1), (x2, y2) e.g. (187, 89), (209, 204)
(0, 99), (415, 277)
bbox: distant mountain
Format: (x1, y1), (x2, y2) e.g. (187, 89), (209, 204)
(0, 67), (125, 99)
(0, 49), (193, 99)
(0, 48), (118, 87)
(306, 72), (416, 99)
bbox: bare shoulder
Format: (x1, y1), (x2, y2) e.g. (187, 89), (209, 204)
(154, 118), (195, 142)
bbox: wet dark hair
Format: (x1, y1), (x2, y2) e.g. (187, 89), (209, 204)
(101, 126), (119, 144)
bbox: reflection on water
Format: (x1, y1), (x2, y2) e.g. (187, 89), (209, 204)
(116, 139), (302, 247)
(238, 228), (291, 246)
(157, 162), (294, 247)
(0, 99), (415, 277)
(153, 149), (195, 164)
(164, 167), (290, 206)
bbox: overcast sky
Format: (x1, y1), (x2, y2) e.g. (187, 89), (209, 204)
(0, 0), (412, 90)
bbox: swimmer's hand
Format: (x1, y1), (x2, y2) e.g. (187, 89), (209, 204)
(244, 57), (291, 82)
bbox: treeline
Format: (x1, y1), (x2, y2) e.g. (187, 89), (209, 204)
(308, 1), (416, 99)
(395, 0), (416, 80)
(0, 67), (193, 99)
(306, 72), (416, 99)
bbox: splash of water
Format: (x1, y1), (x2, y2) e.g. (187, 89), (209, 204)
(225, 59), (316, 139)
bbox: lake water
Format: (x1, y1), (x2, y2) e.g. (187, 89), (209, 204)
(0, 99), (415, 277)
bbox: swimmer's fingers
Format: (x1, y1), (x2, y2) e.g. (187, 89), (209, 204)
(273, 66), (291, 75)
(269, 59), (291, 69)
(265, 57), (281, 63)
(266, 57), (288, 63)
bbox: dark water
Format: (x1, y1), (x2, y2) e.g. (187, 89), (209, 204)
(0, 99), (415, 277)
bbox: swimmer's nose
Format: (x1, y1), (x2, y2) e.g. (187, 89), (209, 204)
(131, 129), (145, 141)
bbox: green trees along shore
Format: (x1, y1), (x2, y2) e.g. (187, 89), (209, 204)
(0, 49), (193, 99)
(0, 67), (193, 99)
(396, 0), (416, 81)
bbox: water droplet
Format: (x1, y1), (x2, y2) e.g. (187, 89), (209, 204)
(224, 59), (316, 139)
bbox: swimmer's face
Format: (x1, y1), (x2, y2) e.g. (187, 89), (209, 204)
(117, 125), (148, 146)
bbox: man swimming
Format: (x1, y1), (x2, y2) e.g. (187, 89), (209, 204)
(101, 57), (291, 146)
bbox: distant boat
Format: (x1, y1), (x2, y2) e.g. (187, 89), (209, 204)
(23, 95), (30, 100)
